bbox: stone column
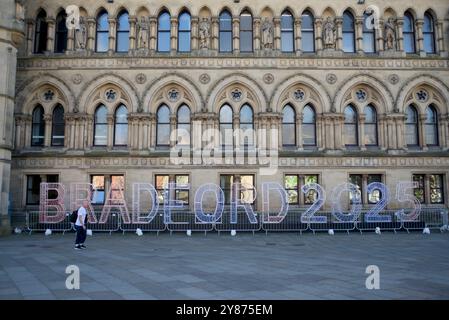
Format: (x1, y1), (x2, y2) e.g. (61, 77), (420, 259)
(376, 19), (384, 52)
(355, 16), (363, 54)
(253, 17), (261, 52)
(211, 16), (219, 52)
(335, 17), (343, 51)
(273, 17), (281, 52)
(436, 20), (446, 57)
(129, 16), (137, 51)
(315, 18), (323, 53)
(416, 19), (425, 56)
(67, 26), (75, 52)
(46, 17), (55, 53)
(149, 17), (157, 53)
(191, 17), (199, 51)
(396, 18), (404, 54)
(296, 114), (303, 150)
(232, 17), (239, 54)
(170, 17), (177, 53)
(169, 114), (176, 148)
(25, 19), (34, 55)
(150, 114), (156, 149)
(107, 115), (114, 147)
(86, 17), (96, 52)
(294, 17), (302, 55)
(359, 114), (366, 150)
(108, 17), (116, 53)
(419, 114), (427, 150)
(43, 114), (52, 147)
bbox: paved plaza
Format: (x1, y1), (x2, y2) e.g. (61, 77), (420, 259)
(0, 231), (448, 300)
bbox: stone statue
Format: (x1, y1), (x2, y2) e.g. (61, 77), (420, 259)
(323, 17), (336, 49)
(384, 18), (396, 51)
(261, 17), (274, 49)
(137, 16), (149, 50)
(199, 18), (210, 49)
(75, 16), (87, 50)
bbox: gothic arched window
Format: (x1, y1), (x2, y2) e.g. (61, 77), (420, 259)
(362, 12), (376, 53)
(423, 12), (436, 54)
(219, 104), (233, 147)
(54, 11), (68, 53)
(281, 11), (294, 52)
(240, 11), (253, 52)
(94, 105), (108, 146)
(282, 104), (296, 146)
(364, 105), (378, 146)
(344, 105), (358, 146)
(405, 105), (419, 147)
(425, 105), (439, 146)
(114, 104), (128, 146)
(219, 10), (233, 52)
(34, 10), (48, 53)
(240, 104), (254, 146)
(176, 104), (191, 146)
(157, 105), (171, 146)
(51, 104), (65, 146)
(157, 11), (171, 52)
(31, 105), (45, 146)
(96, 10), (109, 52)
(116, 10), (130, 52)
(301, 11), (315, 53)
(403, 12), (416, 53)
(302, 104), (316, 146)
(342, 11), (355, 53)
(178, 11), (191, 52)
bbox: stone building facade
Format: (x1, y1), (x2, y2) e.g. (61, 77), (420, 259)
(2, 0), (449, 228)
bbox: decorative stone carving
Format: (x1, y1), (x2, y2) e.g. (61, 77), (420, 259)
(384, 18), (396, 51)
(231, 88), (242, 102)
(261, 17), (274, 50)
(137, 16), (149, 50)
(263, 73), (274, 84)
(43, 90), (54, 101)
(326, 73), (337, 84)
(75, 16), (87, 50)
(199, 18), (210, 50)
(323, 17), (336, 49)
(199, 73), (210, 84)
(71, 74), (83, 85)
(167, 88), (179, 102)
(388, 74), (399, 85)
(416, 89), (428, 102)
(105, 89), (117, 101)
(355, 89), (367, 102)
(293, 89), (305, 101)
(135, 73), (147, 84)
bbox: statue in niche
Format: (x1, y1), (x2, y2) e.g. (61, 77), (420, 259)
(137, 16), (149, 50)
(384, 17), (396, 51)
(261, 17), (274, 49)
(323, 17), (336, 49)
(199, 18), (210, 49)
(75, 16), (87, 50)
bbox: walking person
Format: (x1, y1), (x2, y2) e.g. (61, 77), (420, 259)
(74, 200), (89, 250)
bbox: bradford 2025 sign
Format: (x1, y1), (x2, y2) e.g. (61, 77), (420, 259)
(38, 181), (422, 225)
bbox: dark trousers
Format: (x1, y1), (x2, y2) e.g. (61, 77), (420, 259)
(75, 225), (87, 245)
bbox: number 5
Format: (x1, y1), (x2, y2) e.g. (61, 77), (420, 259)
(395, 181), (421, 222)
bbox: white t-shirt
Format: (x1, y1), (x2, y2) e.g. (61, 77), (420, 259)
(75, 207), (87, 226)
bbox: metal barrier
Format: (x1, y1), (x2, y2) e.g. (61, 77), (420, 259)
(309, 211), (357, 234)
(120, 212), (166, 234)
(26, 211), (73, 234)
(356, 211), (402, 234)
(402, 209), (448, 233)
(166, 211), (214, 234)
(214, 210), (262, 234)
(261, 211), (308, 234)
(85, 211), (120, 234)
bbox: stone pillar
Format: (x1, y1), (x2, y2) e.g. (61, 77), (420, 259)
(296, 114), (303, 150)
(46, 17), (55, 53)
(359, 114), (366, 150)
(25, 19), (34, 55)
(43, 114), (52, 147)
(170, 17), (177, 53)
(169, 113), (176, 148)
(416, 19), (425, 56)
(108, 17), (116, 53)
(294, 17), (302, 55)
(211, 16), (219, 52)
(396, 18), (404, 54)
(335, 17), (343, 51)
(273, 17), (280, 52)
(419, 114), (427, 150)
(376, 19), (384, 52)
(149, 17), (157, 53)
(436, 21), (446, 57)
(86, 17), (96, 52)
(355, 17), (363, 54)
(107, 115), (114, 147)
(232, 17), (239, 54)
(129, 16), (137, 51)
(254, 17), (261, 52)
(315, 18), (323, 53)
(67, 26), (75, 52)
(0, 0), (25, 234)
(191, 17), (199, 51)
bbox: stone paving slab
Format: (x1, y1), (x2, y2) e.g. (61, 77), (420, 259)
(0, 232), (448, 300)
